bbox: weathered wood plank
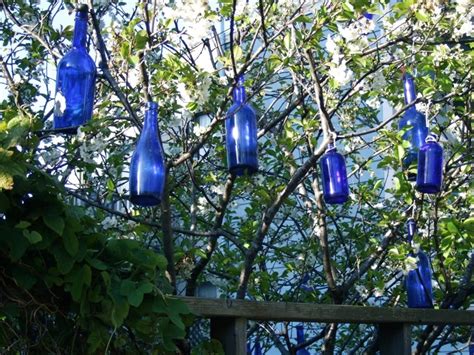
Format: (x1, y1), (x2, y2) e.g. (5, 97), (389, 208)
(176, 297), (474, 325)
(379, 323), (411, 355)
(210, 317), (247, 355)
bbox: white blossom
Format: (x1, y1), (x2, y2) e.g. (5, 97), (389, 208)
(356, 284), (369, 298)
(54, 92), (67, 117)
(366, 96), (380, 110)
(455, 0), (473, 14)
(101, 215), (118, 229)
(211, 185), (225, 195)
(373, 287), (384, 297)
(432, 44), (451, 66)
(325, 35), (339, 54)
(197, 196), (209, 213)
(454, 20), (473, 38)
(193, 123), (207, 137)
(328, 60), (353, 87)
(402, 256), (418, 275)
(371, 72), (387, 91)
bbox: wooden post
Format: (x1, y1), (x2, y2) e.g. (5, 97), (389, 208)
(378, 323), (411, 355)
(210, 317), (247, 355)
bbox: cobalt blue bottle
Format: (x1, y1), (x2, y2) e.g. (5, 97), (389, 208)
(399, 73), (428, 180)
(254, 341), (262, 355)
(416, 134), (443, 194)
(405, 219), (433, 308)
(129, 102), (166, 206)
(53, 4), (96, 133)
(296, 325), (311, 355)
(320, 143), (349, 204)
(225, 75), (258, 176)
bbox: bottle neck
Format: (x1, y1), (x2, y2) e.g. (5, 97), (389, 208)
(72, 13), (88, 48)
(407, 220), (416, 244)
(143, 107), (158, 134)
(233, 86), (246, 103)
(403, 75), (417, 104)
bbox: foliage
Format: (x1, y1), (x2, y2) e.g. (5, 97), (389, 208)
(0, 114), (191, 352)
(0, 0), (473, 353)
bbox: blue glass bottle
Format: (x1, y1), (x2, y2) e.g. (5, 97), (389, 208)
(225, 76), (258, 176)
(405, 219), (433, 308)
(399, 73), (428, 180)
(254, 341), (262, 355)
(416, 134), (443, 194)
(129, 102), (166, 206)
(53, 4), (96, 133)
(320, 143), (349, 204)
(300, 273), (314, 292)
(296, 325), (311, 355)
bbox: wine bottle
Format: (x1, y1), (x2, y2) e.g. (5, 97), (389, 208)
(416, 134), (443, 194)
(399, 73), (428, 180)
(225, 75), (258, 176)
(129, 102), (166, 206)
(405, 219), (434, 308)
(320, 143), (349, 204)
(53, 4), (96, 133)
(296, 325), (311, 355)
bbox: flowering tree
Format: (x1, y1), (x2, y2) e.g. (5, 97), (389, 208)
(0, 0), (473, 353)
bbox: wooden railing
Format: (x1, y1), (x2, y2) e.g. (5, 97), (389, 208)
(177, 296), (474, 355)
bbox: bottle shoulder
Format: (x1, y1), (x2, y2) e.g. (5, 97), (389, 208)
(227, 102), (256, 117)
(399, 109), (425, 127)
(321, 149), (344, 161)
(58, 48), (96, 72)
(421, 141), (443, 153)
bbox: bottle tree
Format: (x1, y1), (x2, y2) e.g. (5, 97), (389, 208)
(0, 0), (472, 353)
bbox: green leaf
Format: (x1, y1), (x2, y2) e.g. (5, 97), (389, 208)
(87, 257), (109, 271)
(135, 29), (148, 50)
(15, 221), (31, 229)
(120, 280), (154, 307)
(11, 266), (37, 289)
(111, 295), (130, 327)
(415, 10), (429, 22)
(63, 229), (79, 256)
(463, 217), (474, 232)
(68, 265), (92, 302)
(1, 228), (29, 260)
(24, 230), (42, 244)
(53, 245), (75, 274)
(43, 214), (65, 235)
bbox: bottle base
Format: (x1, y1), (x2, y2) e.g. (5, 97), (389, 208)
(53, 125), (80, 134)
(130, 194), (161, 207)
(416, 184), (441, 194)
(324, 194), (348, 204)
(229, 164), (258, 176)
(407, 303), (433, 309)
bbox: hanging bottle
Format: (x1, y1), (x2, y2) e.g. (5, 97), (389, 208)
(300, 273), (314, 292)
(225, 75), (258, 176)
(399, 73), (428, 180)
(254, 340), (262, 355)
(129, 102), (166, 206)
(295, 325), (311, 355)
(53, 4), (97, 133)
(320, 142), (349, 204)
(405, 219), (433, 308)
(416, 133), (443, 194)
